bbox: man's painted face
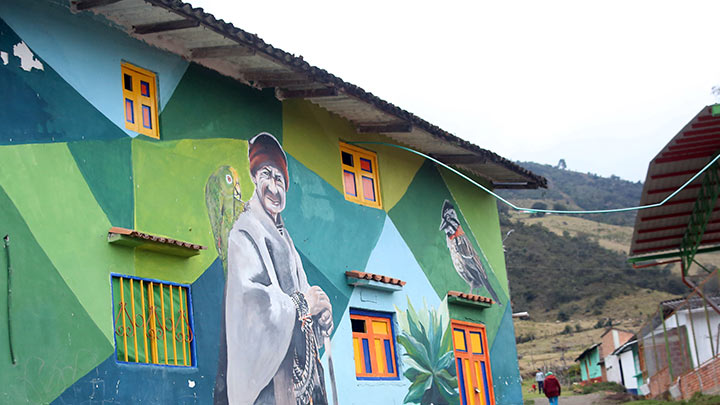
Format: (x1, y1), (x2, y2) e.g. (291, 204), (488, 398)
(253, 165), (286, 218)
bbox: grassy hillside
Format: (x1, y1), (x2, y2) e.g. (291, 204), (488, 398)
(497, 161), (702, 378)
(501, 213), (685, 321)
(497, 161), (643, 227)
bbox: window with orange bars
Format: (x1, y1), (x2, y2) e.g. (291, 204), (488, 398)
(339, 142), (382, 209)
(111, 274), (195, 367)
(350, 309), (398, 380)
(451, 320), (495, 405)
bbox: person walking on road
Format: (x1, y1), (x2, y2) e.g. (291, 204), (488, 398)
(543, 371), (561, 405)
(535, 368), (545, 393)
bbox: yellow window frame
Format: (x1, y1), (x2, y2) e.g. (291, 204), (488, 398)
(121, 62), (159, 139)
(339, 142), (382, 209)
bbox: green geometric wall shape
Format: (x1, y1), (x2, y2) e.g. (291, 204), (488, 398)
(282, 99), (424, 211)
(0, 143), (134, 344)
(132, 138), (254, 284)
(158, 63), (282, 141)
(388, 161), (507, 305)
(68, 138), (134, 229)
(0, 184), (113, 405)
(283, 154), (385, 305)
(440, 168), (509, 295)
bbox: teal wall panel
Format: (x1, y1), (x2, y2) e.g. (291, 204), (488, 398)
(283, 155), (386, 309)
(487, 305), (523, 405)
(159, 63), (282, 141)
(0, 18), (126, 145)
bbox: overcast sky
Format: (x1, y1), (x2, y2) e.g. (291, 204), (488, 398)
(189, 0), (720, 182)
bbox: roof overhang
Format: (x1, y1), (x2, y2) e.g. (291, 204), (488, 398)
(629, 105), (720, 261)
(69, 0), (546, 189)
(574, 343), (600, 362)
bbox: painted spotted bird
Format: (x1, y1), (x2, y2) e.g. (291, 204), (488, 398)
(205, 166), (244, 278)
(440, 200), (501, 304)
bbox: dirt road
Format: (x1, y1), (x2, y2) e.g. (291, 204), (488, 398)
(532, 392), (619, 405)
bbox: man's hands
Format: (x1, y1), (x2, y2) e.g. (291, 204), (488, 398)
(305, 286), (333, 335)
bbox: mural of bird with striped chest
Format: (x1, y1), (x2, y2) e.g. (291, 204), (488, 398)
(205, 165), (244, 278)
(440, 200), (501, 304)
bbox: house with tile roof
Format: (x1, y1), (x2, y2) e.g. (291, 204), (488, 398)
(0, 0), (544, 403)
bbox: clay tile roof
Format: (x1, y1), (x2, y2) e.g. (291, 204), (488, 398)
(447, 290), (494, 305)
(345, 270), (406, 287)
(108, 227), (207, 251)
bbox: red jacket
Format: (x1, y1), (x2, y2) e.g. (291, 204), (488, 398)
(543, 375), (561, 397)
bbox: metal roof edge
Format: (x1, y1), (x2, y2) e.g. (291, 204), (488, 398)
(139, 0), (546, 188)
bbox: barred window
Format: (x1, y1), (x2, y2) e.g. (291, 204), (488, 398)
(111, 274), (194, 367)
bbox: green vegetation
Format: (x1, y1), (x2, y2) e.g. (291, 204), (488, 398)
(395, 299), (458, 405)
(502, 217), (685, 318)
(498, 161), (643, 226)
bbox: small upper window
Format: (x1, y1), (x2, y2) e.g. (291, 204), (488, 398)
(339, 142), (382, 209)
(121, 62), (159, 139)
(350, 309), (398, 380)
(111, 274), (195, 367)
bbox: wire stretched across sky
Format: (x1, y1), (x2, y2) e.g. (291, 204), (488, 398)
(349, 141), (720, 215)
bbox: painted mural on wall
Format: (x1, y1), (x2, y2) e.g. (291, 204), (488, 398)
(208, 133), (335, 405)
(0, 2), (524, 403)
(440, 200), (500, 303)
(396, 298), (458, 405)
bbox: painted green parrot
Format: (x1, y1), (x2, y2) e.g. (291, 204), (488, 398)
(205, 166), (244, 278)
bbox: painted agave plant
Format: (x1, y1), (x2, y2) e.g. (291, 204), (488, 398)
(396, 298), (459, 405)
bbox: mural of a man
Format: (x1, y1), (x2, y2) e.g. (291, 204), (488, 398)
(215, 133), (333, 404)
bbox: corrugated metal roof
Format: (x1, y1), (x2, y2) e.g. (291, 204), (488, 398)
(70, 0), (546, 188)
(629, 105), (720, 259)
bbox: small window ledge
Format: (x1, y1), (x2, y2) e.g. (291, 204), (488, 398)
(446, 291), (494, 309)
(345, 270), (405, 292)
(107, 227), (206, 257)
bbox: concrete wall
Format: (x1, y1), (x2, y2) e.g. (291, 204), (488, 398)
(579, 347), (602, 382)
(0, 1), (523, 404)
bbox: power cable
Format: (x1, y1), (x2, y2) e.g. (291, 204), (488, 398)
(349, 141), (720, 215)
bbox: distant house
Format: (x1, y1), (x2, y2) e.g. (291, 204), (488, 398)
(600, 327), (635, 384)
(611, 338), (642, 395)
(638, 296), (720, 398)
(575, 343), (602, 385)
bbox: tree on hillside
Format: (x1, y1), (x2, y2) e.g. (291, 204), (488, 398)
(530, 202), (547, 217)
(556, 159), (567, 170)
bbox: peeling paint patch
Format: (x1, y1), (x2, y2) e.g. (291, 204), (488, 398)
(0, 51), (8, 65)
(13, 41), (43, 71)
(187, 380), (195, 388)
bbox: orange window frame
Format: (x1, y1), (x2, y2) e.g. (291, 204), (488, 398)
(451, 320), (496, 405)
(121, 62), (159, 139)
(350, 310), (398, 379)
(339, 142), (382, 209)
